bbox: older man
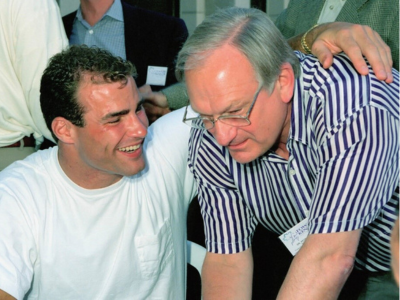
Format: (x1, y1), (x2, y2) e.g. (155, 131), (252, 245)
(177, 7), (399, 299)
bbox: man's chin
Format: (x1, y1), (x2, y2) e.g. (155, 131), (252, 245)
(229, 150), (258, 164)
(121, 160), (146, 177)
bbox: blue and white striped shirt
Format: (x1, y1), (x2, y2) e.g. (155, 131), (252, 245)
(69, 0), (126, 60)
(188, 52), (399, 272)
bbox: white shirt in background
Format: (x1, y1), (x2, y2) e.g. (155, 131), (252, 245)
(0, 0), (68, 147)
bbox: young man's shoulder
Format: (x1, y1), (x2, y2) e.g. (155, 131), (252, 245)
(0, 147), (56, 187)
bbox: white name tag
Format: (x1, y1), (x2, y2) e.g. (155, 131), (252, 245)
(279, 218), (309, 256)
(146, 66), (168, 86)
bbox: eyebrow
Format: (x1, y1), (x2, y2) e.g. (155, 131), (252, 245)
(101, 99), (145, 121)
(101, 109), (130, 121)
(195, 101), (241, 118)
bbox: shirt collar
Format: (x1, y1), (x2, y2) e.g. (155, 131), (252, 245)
(288, 52), (314, 149)
(106, 0), (124, 22)
(76, 0), (124, 24)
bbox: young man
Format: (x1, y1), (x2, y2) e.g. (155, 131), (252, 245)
(176, 7), (399, 299)
(0, 45), (196, 299)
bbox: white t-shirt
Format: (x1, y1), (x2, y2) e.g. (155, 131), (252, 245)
(0, 0), (68, 146)
(0, 109), (197, 300)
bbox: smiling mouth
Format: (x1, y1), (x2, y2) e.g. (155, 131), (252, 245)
(118, 144), (141, 153)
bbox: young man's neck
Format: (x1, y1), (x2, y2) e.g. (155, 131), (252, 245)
(58, 145), (123, 189)
(80, 0), (114, 26)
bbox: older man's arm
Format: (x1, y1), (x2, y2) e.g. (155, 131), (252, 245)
(202, 247), (253, 300)
(277, 229), (362, 300)
(0, 290), (16, 300)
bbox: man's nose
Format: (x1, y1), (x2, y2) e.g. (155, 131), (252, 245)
(126, 113), (148, 138)
(210, 121), (236, 147)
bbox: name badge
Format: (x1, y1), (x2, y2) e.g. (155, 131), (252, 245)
(146, 66), (168, 86)
(279, 218), (308, 256)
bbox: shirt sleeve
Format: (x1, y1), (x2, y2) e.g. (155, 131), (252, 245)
(0, 186), (37, 299)
(307, 59), (399, 234)
(189, 128), (258, 254)
(162, 82), (189, 111)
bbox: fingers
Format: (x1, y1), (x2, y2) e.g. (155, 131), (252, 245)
(366, 29), (393, 83)
(312, 39), (335, 69)
(310, 23), (357, 69)
(335, 27), (370, 75)
(348, 25), (392, 82)
(311, 23), (393, 83)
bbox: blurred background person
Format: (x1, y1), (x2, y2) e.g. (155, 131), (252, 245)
(275, 0), (398, 71)
(0, 0), (68, 170)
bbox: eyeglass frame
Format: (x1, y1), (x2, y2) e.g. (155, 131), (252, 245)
(182, 85), (263, 130)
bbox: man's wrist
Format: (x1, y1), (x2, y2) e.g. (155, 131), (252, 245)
(301, 24), (318, 54)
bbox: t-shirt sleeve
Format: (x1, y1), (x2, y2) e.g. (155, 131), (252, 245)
(0, 187), (36, 299)
(147, 108), (197, 202)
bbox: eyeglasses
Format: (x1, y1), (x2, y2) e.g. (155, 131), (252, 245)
(182, 86), (262, 130)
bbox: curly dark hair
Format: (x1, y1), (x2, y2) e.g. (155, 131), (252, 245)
(40, 45), (137, 142)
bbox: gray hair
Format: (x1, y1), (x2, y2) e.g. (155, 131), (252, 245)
(175, 7), (300, 92)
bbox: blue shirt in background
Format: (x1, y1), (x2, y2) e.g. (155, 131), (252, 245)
(69, 0), (126, 60)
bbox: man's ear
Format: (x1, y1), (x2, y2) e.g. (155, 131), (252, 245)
(276, 62), (295, 104)
(51, 117), (75, 144)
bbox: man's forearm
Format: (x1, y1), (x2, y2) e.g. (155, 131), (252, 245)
(202, 248), (253, 299)
(0, 290), (16, 300)
(277, 230), (361, 299)
(277, 249), (352, 299)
